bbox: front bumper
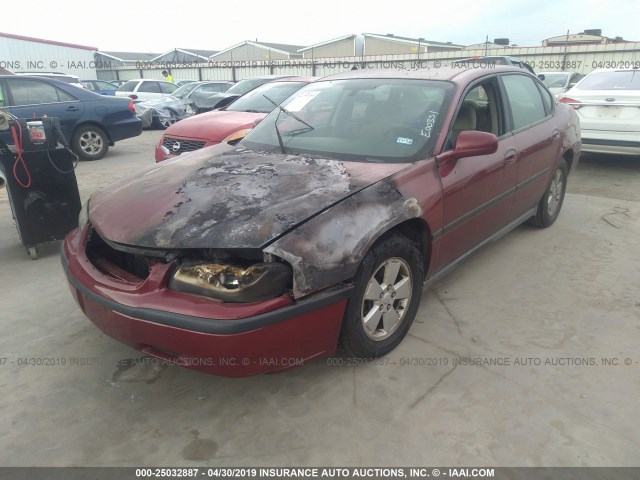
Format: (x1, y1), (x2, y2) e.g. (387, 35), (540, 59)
(61, 226), (351, 377)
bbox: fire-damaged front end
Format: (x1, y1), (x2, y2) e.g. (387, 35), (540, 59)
(61, 143), (425, 376)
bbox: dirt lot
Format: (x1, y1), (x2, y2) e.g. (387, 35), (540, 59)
(0, 131), (638, 466)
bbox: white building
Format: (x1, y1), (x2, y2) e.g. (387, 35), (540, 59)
(0, 31), (98, 79)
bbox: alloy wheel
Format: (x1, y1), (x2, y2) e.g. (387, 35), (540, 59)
(360, 257), (413, 341)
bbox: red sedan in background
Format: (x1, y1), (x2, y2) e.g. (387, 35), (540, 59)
(62, 66), (580, 377)
(155, 77), (316, 162)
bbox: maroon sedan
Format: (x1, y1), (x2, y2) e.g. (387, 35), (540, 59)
(62, 67), (581, 377)
(155, 77), (316, 162)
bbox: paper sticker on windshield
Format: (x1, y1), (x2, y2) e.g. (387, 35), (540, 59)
(396, 137), (414, 145)
(285, 91), (321, 112)
(420, 110), (439, 138)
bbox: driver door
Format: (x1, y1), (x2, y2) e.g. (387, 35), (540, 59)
(436, 78), (519, 267)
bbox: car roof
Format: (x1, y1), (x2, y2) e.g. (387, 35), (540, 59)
(124, 78), (174, 83)
(320, 65), (530, 83)
(587, 68), (640, 73)
(271, 76), (318, 83)
(189, 80), (234, 84)
(0, 74), (76, 83)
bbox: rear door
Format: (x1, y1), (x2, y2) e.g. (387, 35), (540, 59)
(499, 73), (562, 217)
(3, 77), (85, 140)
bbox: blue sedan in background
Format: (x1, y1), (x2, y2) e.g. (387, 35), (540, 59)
(0, 75), (142, 160)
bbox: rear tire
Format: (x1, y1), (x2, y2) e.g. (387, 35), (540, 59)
(338, 233), (424, 359)
(72, 125), (109, 160)
(527, 159), (568, 228)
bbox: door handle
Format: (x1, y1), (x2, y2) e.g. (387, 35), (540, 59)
(552, 129), (560, 139)
(504, 149), (518, 163)
(66, 106), (80, 111)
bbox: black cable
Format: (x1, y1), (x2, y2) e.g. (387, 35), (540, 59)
(44, 120), (78, 174)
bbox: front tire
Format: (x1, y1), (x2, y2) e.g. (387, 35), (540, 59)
(527, 159), (568, 228)
(153, 111), (179, 130)
(72, 125), (109, 160)
(338, 233), (424, 358)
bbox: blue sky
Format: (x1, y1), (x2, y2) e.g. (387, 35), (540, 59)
(5, 0), (639, 52)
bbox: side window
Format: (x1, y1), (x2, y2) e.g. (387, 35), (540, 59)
(138, 81), (161, 93)
(0, 82), (6, 107)
(56, 89), (76, 102)
(570, 73), (583, 86)
(536, 82), (554, 115)
(501, 74), (547, 130)
(96, 81), (118, 90)
(7, 79), (74, 106)
(200, 84), (225, 93)
(160, 82), (177, 94)
(448, 80), (502, 149)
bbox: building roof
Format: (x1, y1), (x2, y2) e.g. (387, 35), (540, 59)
(297, 34), (356, 52)
(209, 40), (306, 59)
(364, 33), (464, 48)
(0, 31), (97, 51)
(96, 51), (159, 62)
(463, 42), (510, 50)
(151, 48), (219, 61)
(542, 33), (628, 45)
(255, 41), (306, 54)
(180, 48), (219, 58)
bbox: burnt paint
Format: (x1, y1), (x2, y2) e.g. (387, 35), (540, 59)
(265, 180), (424, 297)
(89, 145), (411, 251)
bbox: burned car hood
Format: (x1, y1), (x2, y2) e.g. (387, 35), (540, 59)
(88, 145), (411, 250)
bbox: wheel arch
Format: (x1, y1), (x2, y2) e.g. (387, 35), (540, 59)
(561, 148), (575, 175)
(367, 218), (432, 281)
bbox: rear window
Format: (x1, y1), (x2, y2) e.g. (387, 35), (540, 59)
(118, 80), (139, 92)
(577, 70), (640, 90)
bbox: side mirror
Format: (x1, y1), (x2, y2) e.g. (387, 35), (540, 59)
(437, 131), (498, 167)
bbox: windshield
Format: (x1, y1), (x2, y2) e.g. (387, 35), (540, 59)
(577, 70), (640, 90)
(541, 73), (569, 88)
(171, 83), (200, 99)
(226, 78), (269, 96)
(226, 82), (308, 113)
(241, 78), (454, 163)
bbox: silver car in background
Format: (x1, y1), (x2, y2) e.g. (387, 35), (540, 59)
(538, 71), (584, 97)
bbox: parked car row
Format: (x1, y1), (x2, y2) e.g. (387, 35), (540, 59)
(62, 65), (584, 378)
(3, 65), (637, 162)
(155, 77), (315, 161)
(133, 80), (234, 129)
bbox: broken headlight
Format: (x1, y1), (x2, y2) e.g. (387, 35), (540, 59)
(169, 261), (292, 303)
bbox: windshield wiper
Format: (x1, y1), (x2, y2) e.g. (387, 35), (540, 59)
(271, 107), (287, 154)
(262, 95), (314, 131)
